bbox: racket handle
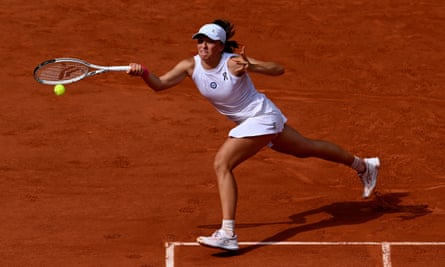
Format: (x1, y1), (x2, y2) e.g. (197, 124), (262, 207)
(107, 66), (131, 71)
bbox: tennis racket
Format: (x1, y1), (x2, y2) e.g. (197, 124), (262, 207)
(33, 58), (131, 85)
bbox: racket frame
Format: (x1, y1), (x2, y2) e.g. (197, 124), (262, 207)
(33, 58), (130, 85)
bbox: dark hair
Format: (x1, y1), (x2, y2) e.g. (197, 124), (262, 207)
(212, 19), (239, 53)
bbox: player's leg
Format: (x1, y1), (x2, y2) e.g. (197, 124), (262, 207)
(271, 124), (356, 165)
(271, 125), (380, 198)
(197, 134), (276, 250)
(213, 135), (275, 220)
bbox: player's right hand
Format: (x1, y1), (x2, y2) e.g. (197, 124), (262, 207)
(127, 63), (145, 76)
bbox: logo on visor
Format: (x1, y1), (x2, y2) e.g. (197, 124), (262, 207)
(210, 82), (217, 89)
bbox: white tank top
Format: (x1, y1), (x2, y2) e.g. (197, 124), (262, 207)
(192, 53), (282, 123)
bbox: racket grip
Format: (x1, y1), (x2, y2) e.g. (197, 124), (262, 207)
(108, 66), (131, 71)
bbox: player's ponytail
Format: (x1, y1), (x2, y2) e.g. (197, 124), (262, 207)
(212, 19), (239, 53)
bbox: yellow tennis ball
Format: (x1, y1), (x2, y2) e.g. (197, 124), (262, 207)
(54, 84), (65, 96)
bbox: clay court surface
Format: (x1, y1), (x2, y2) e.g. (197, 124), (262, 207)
(1, 0), (444, 266)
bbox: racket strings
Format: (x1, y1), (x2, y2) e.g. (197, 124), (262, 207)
(36, 62), (88, 82)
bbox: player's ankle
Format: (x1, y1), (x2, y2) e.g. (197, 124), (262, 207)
(351, 156), (366, 173)
(222, 219), (235, 236)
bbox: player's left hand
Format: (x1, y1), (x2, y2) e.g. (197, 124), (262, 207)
(232, 46), (250, 72)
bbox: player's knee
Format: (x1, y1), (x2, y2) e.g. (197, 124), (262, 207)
(288, 148), (311, 158)
(273, 141), (314, 158)
(295, 140), (325, 158)
(213, 155), (231, 175)
(290, 142), (319, 158)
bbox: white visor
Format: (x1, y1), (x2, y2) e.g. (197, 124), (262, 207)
(192, 24), (226, 43)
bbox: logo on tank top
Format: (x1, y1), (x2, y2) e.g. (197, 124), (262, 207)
(208, 71), (228, 89)
(210, 82), (218, 89)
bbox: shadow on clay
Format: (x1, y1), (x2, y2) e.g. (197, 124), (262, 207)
(198, 192), (431, 257)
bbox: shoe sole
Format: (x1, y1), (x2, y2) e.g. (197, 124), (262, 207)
(197, 237), (239, 251)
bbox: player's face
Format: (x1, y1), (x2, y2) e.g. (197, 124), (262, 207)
(196, 36), (224, 61)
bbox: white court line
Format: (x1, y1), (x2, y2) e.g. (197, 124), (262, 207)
(166, 241), (445, 267)
(382, 242), (392, 267)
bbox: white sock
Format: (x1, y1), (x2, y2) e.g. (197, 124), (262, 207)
(351, 156), (366, 173)
(222, 219), (235, 236)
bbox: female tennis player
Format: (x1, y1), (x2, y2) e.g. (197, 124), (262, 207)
(127, 19), (380, 251)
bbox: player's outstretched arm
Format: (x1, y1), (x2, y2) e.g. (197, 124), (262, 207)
(128, 58), (194, 91)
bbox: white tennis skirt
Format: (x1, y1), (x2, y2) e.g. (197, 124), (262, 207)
(228, 112), (287, 138)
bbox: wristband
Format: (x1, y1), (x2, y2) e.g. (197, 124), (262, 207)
(140, 65), (151, 86)
(141, 65), (149, 79)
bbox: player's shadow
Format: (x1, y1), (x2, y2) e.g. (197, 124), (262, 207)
(200, 192), (431, 257)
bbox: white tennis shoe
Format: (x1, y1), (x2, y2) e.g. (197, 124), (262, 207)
(197, 229), (239, 251)
(359, 157), (380, 198)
